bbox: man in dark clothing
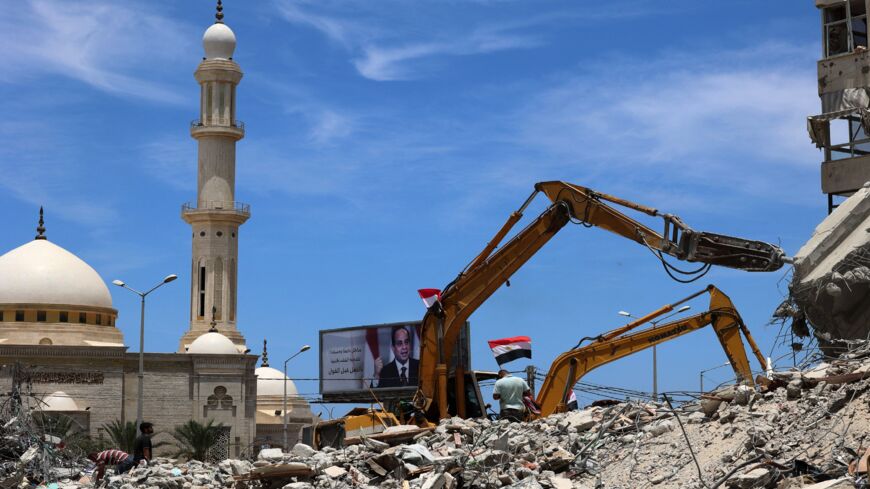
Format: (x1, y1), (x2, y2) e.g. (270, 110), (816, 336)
(133, 422), (154, 465)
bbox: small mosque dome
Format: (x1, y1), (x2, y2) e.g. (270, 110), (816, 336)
(203, 23), (236, 60)
(42, 391), (80, 411)
(255, 366), (298, 396)
(0, 240), (112, 309)
(188, 331), (239, 354)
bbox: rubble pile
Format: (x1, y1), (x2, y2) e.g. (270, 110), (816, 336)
(13, 344), (870, 489)
(0, 410), (87, 488)
(789, 184), (870, 345)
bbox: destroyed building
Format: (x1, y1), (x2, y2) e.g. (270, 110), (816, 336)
(788, 0), (870, 346)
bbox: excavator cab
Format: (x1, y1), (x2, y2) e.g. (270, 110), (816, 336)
(446, 370), (493, 418)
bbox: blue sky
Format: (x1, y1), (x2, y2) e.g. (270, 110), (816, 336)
(1, 0), (826, 410)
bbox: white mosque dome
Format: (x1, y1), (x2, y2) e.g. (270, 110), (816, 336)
(42, 391), (80, 411)
(188, 331), (239, 354)
(0, 239), (112, 309)
(255, 366), (298, 396)
(203, 23), (236, 60)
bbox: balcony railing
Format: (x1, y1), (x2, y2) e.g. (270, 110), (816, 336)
(190, 119), (245, 130)
(182, 201), (250, 214)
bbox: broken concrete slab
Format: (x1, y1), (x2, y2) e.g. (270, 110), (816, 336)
(323, 465), (347, 478)
(726, 467), (775, 488)
(257, 448), (283, 461)
(791, 184), (870, 343)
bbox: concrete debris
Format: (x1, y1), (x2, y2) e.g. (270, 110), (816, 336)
(789, 184), (870, 346)
(15, 343), (870, 488)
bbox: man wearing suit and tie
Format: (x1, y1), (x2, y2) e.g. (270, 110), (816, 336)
(375, 325), (419, 388)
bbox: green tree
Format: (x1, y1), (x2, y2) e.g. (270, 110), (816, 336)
(171, 419), (225, 461)
(101, 420), (137, 453)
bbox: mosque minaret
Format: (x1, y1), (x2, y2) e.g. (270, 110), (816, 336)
(179, 1), (249, 352)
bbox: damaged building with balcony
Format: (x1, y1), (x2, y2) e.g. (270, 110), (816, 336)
(790, 0), (870, 346)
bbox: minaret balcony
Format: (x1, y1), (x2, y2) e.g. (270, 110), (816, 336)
(182, 201), (250, 225)
(190, 119), (245, 140)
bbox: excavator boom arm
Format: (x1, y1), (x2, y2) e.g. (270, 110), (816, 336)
(535, 285), (767, 416)
(417, 181), (786, 419)
(535, 181), (788, 272)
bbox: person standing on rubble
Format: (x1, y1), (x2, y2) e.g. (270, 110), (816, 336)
(87, 449), (135, 483)
(133, 421), (154, 466)
(493, 369), (530, 422)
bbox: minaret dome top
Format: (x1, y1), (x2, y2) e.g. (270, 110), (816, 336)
(203, 23), (236, 60)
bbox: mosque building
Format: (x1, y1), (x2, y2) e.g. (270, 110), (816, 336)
(0, 2), (316, 456)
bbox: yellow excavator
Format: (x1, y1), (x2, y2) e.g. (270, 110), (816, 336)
(415, 181), (789, 420)
(534, 284), (767, 416)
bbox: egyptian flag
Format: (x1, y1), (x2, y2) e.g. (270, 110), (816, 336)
(487, 336), (532, 365)
(566, 390), (578, 411)
(418, 289), (442, 309)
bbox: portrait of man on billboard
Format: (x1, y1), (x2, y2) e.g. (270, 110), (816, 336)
(373, 325), (419, 388)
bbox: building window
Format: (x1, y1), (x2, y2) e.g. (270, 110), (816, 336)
(15, 310), (24, 322)
(79, 312), (87, 323)
(96, 314), (102, 325)
(59, 311), (68, 323)
(37, 311), (46, 322)
(824, 0), (867, 57)
(39, 338), (53, 345)
(199, 265), (206, 317)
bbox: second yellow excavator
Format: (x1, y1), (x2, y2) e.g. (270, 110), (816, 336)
(534, 284), (768, 416)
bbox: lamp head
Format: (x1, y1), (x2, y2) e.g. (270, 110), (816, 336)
(112, 280), (125, 287)
(677, 305), (691, 313)
(300, 345), (311, 353)
(618, 311), (631, 317)
(163, 274), (178, 284)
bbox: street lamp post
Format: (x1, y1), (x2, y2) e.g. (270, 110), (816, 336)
(618, 305), (691, 401)
(112, 274), (177, 434)
(283, 344), (311, 450)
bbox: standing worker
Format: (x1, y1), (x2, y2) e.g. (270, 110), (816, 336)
(492, 369), (530, 422)
(133, 422), (154, 466)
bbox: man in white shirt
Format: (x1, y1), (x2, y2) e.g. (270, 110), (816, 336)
(493, 369), (530, 422)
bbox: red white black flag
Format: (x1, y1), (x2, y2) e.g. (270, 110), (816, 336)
(417, 289), (442, 309)
(487, 336), (532, 365)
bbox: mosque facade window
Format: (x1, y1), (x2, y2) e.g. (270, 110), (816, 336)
(37, 311), (46, 322)
(79, 312), (86, 323)
(15, 310), (24, 322)
(59, 311), (68, 323)
(199, 264), (207, 318)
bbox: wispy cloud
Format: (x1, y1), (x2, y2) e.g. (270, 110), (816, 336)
(0, 119), (119, 228)
(354, 31), (541, 81)
(1, 0), (191, 104)
(273, 1), (543, 81)
(139, 137), (196, 191)
(308, 110), (355, 145)
(273, 2), (360, 47)
(510, 42), (821, 207)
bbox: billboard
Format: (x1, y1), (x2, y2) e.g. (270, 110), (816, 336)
(319, 321), (471, 401)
